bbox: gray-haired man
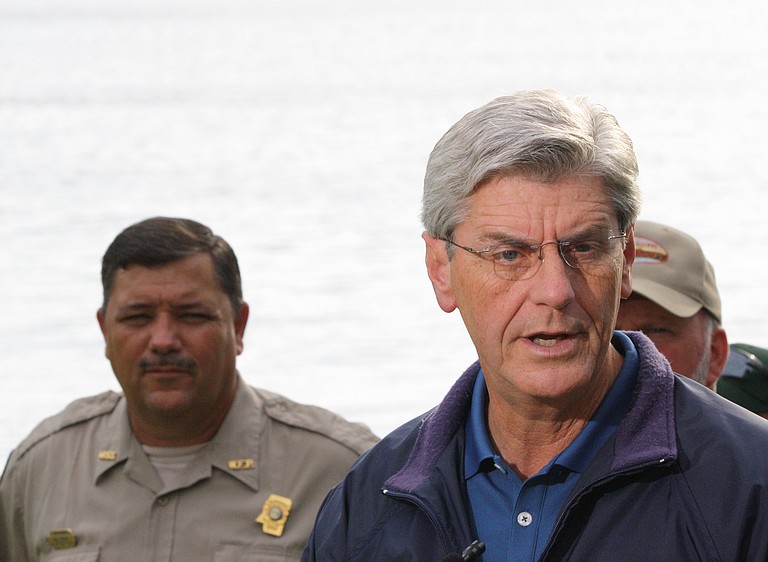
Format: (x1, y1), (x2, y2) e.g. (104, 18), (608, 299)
(303, 90), (768, 561)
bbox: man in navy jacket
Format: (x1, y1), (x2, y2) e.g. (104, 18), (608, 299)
(303, 90), (768, 561)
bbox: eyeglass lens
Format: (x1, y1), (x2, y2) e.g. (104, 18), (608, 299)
(491, 237), (621, 280)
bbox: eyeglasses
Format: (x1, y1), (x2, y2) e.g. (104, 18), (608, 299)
(440, 230), (626, 281)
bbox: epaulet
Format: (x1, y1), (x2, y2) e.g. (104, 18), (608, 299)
(11, 391), (122, 460)
(254, 387), (379, 455)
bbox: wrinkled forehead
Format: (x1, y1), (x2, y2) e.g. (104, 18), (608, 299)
(459, 175), (621, 239)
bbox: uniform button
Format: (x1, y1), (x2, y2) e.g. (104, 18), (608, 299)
(269, 507), (284, 520)
(517, 511), (533, 527)
(157, 497), (170, 506)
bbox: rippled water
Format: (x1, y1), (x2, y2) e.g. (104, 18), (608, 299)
(1, 0), (767, 461)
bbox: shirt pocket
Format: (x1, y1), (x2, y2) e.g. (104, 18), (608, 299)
(41, 546), (100, 562)
(214, 543), (302, 562)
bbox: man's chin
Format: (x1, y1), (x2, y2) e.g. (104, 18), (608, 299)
(499, 362), (598, 402)
(143, 390), (196, 418)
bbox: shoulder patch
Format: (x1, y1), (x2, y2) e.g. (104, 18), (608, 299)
(254, 387), (379, 455)
(11, 391), (122, 460)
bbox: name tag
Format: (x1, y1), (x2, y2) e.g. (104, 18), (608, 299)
(47, 529), (77, 549)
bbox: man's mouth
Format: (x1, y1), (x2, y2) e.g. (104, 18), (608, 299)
(530, 334), (567, 347)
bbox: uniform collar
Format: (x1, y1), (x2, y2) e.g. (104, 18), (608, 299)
(94, 375), (265, 493)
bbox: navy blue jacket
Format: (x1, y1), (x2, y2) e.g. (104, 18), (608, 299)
(303, 332), (768, 561)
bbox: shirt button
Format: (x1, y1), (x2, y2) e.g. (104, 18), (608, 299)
(517, 511), (533, 527)
(157, 497), (170, 506)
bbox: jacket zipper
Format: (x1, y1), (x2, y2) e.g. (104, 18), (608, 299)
(540, 456), (676, 560)
(381, 488), (454, 555)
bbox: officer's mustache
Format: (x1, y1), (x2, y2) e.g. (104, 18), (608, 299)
(139, 356), (197, 372)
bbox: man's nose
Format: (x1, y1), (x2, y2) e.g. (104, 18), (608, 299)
(149, 315), (181, 353)
(530, 243), (576, 309)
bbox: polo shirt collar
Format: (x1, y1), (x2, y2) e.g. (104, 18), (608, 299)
(464, 331), (639, 479)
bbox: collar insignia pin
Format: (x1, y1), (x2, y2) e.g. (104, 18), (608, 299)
(227, 458), (255, 470)
(47, 529), (77, 549)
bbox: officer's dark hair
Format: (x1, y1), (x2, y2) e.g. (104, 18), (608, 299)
(100, 217), (243, 318)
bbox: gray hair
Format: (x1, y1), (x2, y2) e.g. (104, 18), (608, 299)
(690, 312), (721, 386)
(421, 90), (641, 239)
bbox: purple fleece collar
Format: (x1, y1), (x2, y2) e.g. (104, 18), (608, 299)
(611, 331), (677, 471)
(386, 331), (677, 493)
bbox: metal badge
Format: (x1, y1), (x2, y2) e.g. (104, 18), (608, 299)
(227, 458), (255, 470)
(98, 450), (117, 461)
(47, 529), (77, 549)
(255, 494), (293, 537)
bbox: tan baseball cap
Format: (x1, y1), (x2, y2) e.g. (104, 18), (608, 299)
(630, 220), (722, 323)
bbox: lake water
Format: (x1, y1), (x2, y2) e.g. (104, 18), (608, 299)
(1, 0), (767, 461)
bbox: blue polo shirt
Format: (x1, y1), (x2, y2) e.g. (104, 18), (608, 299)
(464, 331), (639, 561)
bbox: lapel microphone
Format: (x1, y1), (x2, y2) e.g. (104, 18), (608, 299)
(441, 539), (486, 561)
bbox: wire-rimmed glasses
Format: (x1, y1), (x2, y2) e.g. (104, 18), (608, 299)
(440, 230), (627, 281)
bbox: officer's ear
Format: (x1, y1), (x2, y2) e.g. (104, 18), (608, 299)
(233, 303), (249, 355)
(97, 308), (106, 337)
(96, 308), (110, 359)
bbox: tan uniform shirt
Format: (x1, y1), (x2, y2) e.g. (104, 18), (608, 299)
(0, 378), (378, 562)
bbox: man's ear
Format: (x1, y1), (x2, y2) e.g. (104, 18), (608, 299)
(234, 303), (250, 355)
(97, 308), (107, 338)
(423, 232), (457, 313)
(707, 326), (729, 390)
(96, 308), (110, 360)
(620, 224), (635, 299)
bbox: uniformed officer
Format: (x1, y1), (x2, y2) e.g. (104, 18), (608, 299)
(0, 217), (379, 562)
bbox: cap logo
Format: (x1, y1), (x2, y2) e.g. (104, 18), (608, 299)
(634, 236), (669, 264)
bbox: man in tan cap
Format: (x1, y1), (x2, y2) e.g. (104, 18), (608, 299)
(616, 220), (728, 389)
